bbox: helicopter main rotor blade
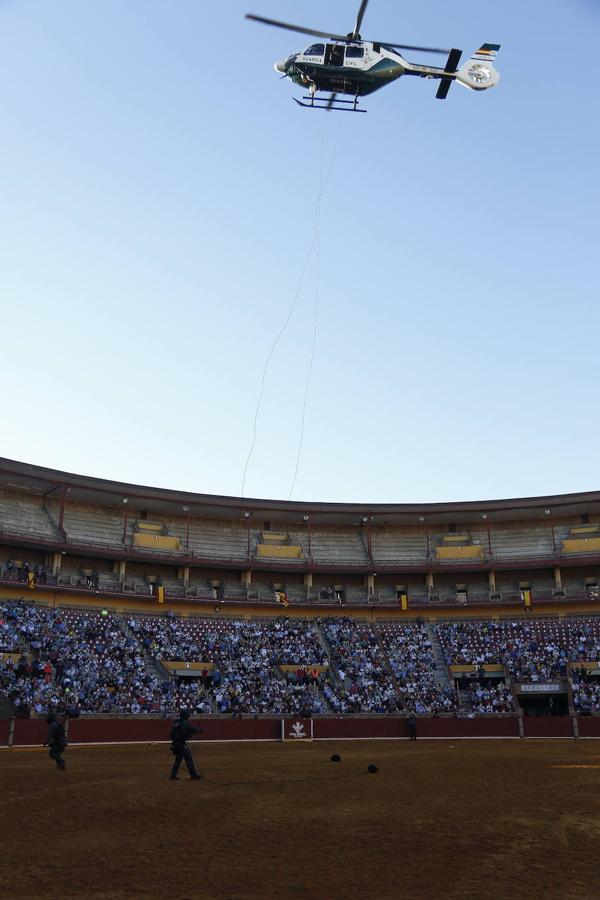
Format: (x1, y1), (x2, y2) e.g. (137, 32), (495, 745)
(382, 42), (450, 55)
(246, 14), (450, 55)
(245, 14), (351, 44)
(352, 0), (369, 39)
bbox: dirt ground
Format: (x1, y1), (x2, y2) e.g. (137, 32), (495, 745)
(1, 738), (600, 900)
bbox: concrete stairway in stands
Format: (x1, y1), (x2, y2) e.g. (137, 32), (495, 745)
(313, 622), (344, 693)
(120, 616), (168, 681)
(427, 625), (453, 691)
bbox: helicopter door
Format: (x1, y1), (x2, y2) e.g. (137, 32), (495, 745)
(325, 44), (345, 67)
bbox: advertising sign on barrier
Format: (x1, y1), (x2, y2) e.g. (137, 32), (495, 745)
(281, 718), (314, 741)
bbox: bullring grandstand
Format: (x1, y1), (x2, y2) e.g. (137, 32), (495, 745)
(2, 455), (600, 739)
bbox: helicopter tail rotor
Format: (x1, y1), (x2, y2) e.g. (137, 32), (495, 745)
(455, 44), (501, 92)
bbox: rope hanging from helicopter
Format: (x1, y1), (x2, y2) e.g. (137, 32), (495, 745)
(287, 123), (325, 501)
(240, 115), (343, 500)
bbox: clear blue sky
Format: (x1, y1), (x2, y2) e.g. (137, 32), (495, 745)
(1, 0), (599, 504)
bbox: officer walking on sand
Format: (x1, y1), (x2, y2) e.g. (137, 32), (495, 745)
(169, 710), (203, 781)
(44, 713), (67, 770)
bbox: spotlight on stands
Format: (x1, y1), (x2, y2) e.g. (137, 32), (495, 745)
(367, 764), (378, 774)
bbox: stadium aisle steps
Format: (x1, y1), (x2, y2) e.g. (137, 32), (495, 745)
(427, 625), (453, 691)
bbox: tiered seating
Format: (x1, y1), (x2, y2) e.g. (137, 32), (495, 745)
(6, 599), (600, 717)
(127, 615), (329, 715)
(0, 599), (48, 651)
(323, 619), (397, 713)
(222, 581), (251, 602)
(0, 494), (57, 539)
(302, 530), (369, 565)
(0, 603), (162, 715)
(344, 586), (369, 605)
(460, 682), (514, 714)
(160, 577), (186, 599)
(371, 529), (428, 564)
(489, 526), (554, 560)
(378, 624), (456, 713)
(179, 518), (249, 560)
(437, 618), (600, 682)
(62, 503), (124, 547)
(571, 673), (600, 713)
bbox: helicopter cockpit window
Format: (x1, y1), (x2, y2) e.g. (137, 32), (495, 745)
(345, 46), (365, 59)
(304, 44), (325, 57)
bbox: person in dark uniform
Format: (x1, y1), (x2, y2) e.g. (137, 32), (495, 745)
(44, 714), (67, 770)
(169, 710), (203, 781)
(407, 713), (417, 742)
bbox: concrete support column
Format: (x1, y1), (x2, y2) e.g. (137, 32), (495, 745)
(554, 566), (562, 589)
(488, 570), (496, 592)
(426, 572), (434, 591)
(52, 553), (62, 577)
(242, 570), (252, 586)
(118, 560), (126, 585)
(180, 567), (190, 587)
(303, 573), (313, 588)
(366, 573), (375, 597)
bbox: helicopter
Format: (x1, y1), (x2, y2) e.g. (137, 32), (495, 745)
(246, 1), (500, 112)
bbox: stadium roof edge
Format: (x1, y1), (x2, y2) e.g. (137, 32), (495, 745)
(0, 456), (599, 525)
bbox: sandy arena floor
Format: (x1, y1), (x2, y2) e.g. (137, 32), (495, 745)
(1, 738), (600, 899)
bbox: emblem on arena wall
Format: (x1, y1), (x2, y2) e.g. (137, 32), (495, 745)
(290, 722), (306, 738)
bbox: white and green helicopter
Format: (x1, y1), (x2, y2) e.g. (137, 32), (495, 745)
(246, 0), (500, 112)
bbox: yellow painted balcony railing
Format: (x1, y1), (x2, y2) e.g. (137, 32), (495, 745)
(436, 545), (483, 560)
(562, 537), (600, 554)
(257, 544), (303, 559)
(161, 661), (215, 672)
(133, 533), (180, 551)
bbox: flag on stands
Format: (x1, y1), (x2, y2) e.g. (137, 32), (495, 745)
(275, 590), (289, 607)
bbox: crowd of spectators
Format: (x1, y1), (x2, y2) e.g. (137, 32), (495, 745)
(379, 624), (456, 714)
(436, 618), (600, 683)
(1, 561), (48, 586)
(8, 602), (600, 718)
(571, 667), (600, 714)
(322, 619), (399, 713)
(460, 681), (514, 715)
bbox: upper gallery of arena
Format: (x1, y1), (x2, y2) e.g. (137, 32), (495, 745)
(1, 456), (600, 612)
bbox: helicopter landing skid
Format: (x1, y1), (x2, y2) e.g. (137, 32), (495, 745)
(293, 95), (367, 113)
